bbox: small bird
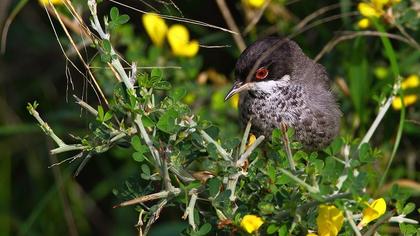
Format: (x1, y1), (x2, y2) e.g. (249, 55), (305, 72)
(225, 37), (341, 150)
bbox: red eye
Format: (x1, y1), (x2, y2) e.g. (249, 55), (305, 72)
(255, 67), (268, 80)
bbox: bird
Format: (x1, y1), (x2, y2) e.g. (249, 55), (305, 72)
(225, 37), (341, 150)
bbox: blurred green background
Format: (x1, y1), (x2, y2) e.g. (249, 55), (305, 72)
(1, 0), (419, 235)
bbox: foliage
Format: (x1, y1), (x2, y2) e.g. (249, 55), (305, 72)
(3, 0), (420, 235)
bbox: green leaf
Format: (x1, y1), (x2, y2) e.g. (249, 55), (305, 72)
(207, 178), (221, 197)
(110, 7), (119, 20)
(400, 223), (417, 236)
(196, 223), (211, 236)
(140, 164), (150, 179)
(170, 87), (187, 101)
(97, 105), (104, 121)
(156, 108), (179, 133)
(154, 81), (171, 90)
(131, 136), (141, 150)
(267, 224), (279, 234)
(278, 225), (287, 236)
(132, 152), (145, 162)
(103, 111), (112, 122)
(151, 68), (163, 80)
(102, 40), (111, 53)
(141, 116), (154, 128)
(402, 202), (416, 215)
(118, 14), (130, 24)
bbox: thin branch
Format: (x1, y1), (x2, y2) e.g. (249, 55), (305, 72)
(236, 135), (265, 167)
(108, 0), (238, 34)
(215, 0), (246, 52)
(113, 189), (180, 208)
(243, 0), (271, 35)
(182, 189), (198, 231)
(199, 130), (231, 161)
(345, 209), (362, 236)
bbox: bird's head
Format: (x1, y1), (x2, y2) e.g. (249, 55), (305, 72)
(225, 37), (296, 100)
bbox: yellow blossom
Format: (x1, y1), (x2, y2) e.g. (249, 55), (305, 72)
(358, 18), (371, 29)
(39, 0), (63, 5)
(247, 134), (256, 149)
(359, 198), (387, 227)
(316, 205), (344, 236)
(358, 2), (382, 17)
(240, 215), (264, 234)
(392, 95), (418, 110)
(230, 94), (240, 109)
(142, 13), (168, 47)
(401, 74), (420, 90)
(167, 24), (199, 57)
(244, 0), (266, 8)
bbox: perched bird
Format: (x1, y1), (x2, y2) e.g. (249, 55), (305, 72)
(225, 37), (341, 150)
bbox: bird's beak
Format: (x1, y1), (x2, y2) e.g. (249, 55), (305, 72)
(224, 81), (248, 101)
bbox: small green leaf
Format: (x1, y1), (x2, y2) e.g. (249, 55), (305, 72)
(131, 136), (141, 150)
(151, 68), (163, 80)
(207, 178), (221, 197)
(141, 164), (150, 178)
(278, 225), (287, 236)
(267, 224), (279, 234)
(132, 152), (145, 162)
(102, 40), (111, 53)
(141, 116), (154, 128)
(402, 202), (416, 215)
(154, 81), (171, 90)
(103, 111), (112, 122)
(97, 105), (104, 121)
(110, 7), (119, 20)
(118, 15), (130, 24)
(170, 87), (187, 101)
(196, 223), (211, 235)
(157, 108), (179, 133)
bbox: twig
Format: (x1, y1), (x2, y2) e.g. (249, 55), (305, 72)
(280, 122), (296, 172)
(239, 120), (252, 156)
(215, 0), (246, 52)
(50, 3), (109, 107)
(199, 130), (231, 161)
(113, 189), (180, 208)
(345, 209), (362, 236)
(278, 168), (319, 193)
(28, 104), (65, 147)
(108, 0), (238, 34)
(243, 0), (272, 35)
(226, 172), (243, 201)
(73, 95), (98, 116)
(388, 215), (418, 224)
(51, 144), (87, 155)
(363, 211), (394, 236)
(134, 116), (161, 167)
(236, 135), (265, 167)
(359, 78), (401, 149)
(143, 199), (167, 236)
(182, 189), (198, 231)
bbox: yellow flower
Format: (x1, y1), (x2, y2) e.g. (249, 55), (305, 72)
(244, 0), (266, 8)
(401, 74), (420, 90)
(316, 205), (344, 236)
(358, 18), (371, 29)
(392, 75), (419, 110)
(358, 2), (382, 17)
(247, 134), (256, 149)
(359, 198), (386, 227)
(240, 215), (264, 234)
(167, 24), (199, 57)
(142, 13), (168, 47)
(183, 93), (196, 105)
(230, 94), (240, 109)
(39, 0), (63, 5)
(392, 95), (418, 110)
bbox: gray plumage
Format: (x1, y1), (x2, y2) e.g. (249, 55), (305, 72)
(230, 37), (341, 150)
